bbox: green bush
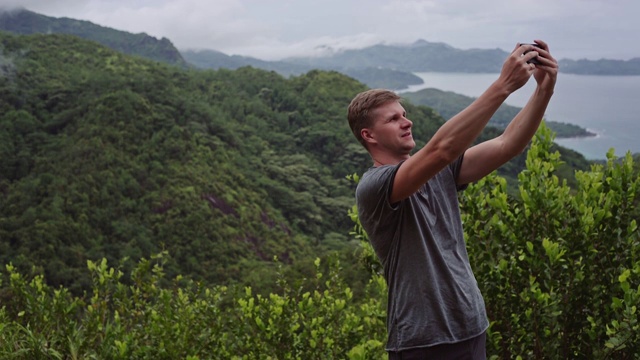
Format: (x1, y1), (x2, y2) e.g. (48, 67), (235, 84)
(461, 124), (640, 359)
(0, 252), (387, 359)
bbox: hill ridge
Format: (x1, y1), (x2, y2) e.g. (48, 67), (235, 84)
(0, 7), (187, 66)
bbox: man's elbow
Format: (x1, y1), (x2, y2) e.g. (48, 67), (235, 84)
(434, 139), (466, 165)
(501, 139), (529, 161)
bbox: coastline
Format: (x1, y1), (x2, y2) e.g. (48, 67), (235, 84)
(555, 128), (599, 139)
(550, 123), (598, 139)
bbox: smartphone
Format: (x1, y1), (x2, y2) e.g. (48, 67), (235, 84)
(521, 43), (541, 65)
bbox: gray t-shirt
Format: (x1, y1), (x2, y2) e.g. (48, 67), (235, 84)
(355, 156), (488, 351)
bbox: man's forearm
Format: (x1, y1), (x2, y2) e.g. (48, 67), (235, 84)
(501, 87), (554, 155)
(390, 46), (538, 202)
(424, 80), (512, 160)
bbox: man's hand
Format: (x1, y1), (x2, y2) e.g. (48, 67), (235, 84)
(456, 41), (557, 186)
(530, 40), (558, 92)
(496, 43), (539, 94)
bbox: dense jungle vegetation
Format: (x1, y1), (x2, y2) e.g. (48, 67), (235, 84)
(0, 32), (558, 293)
(1, 32), (639, 359)
(0, 32), (382, 293)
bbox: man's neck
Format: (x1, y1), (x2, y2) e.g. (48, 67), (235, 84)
(372, 155), (409, 167)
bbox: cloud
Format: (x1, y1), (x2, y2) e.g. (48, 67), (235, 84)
(225, 33), (385, 60)
(0, 0), (89, 12)
(8, 0), (640, 60)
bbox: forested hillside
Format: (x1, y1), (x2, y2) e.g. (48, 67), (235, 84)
(0, 8), (186, 67)
(181, 49), (424, 90)
(559, 57), (640, 75)
(0, 31), (600, 294)
(0, 32), (457, 294)
(0, 32), (339, 291)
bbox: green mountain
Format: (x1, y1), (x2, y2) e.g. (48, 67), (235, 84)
(181, 49), (310, 76)
(286, 40), (507, 73)
(181, 49), (424, 90)
(558, 57), (640, 75)
(185, 40), (640, 93)
(0, 31), (458, 294)
(0, 7), (187, 67)
(0, 29), (593, 294)
(183, 41), (507, 88)
(284, 39), (640, 76)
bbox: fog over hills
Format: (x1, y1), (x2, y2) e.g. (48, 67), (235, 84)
(3, 7), (640, 90)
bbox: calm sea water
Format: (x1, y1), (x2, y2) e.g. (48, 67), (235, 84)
(400, 72), (640, 160)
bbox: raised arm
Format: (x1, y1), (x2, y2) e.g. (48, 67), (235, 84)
(389, 43), (540, 203)
(456, 40), (558, 185)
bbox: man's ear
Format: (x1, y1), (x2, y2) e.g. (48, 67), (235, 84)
(361, 128), (376, 144)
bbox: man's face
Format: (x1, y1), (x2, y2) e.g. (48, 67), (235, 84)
(366, 101), (415, 156)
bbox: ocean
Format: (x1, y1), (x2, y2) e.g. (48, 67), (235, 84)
(400, 72), (640, 160)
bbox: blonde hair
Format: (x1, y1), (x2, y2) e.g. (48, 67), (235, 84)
(347, 89), (400, 148)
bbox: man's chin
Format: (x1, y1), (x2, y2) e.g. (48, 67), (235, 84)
(400, 146), (415, 156)
(404, 141), (416, 151)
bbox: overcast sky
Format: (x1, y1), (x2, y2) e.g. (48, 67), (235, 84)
(3, 0), (639, 61)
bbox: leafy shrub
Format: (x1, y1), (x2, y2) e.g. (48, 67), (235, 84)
(461, 124), (640, 359)
(0, 252), (387, 359)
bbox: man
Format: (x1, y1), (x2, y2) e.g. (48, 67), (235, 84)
(347, 41), (557, 359)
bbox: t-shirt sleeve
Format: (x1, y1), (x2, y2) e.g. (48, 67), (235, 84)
(450, 153), (468, 192)
(355, 164), (402, 263)
(356, 164), (401, 216)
